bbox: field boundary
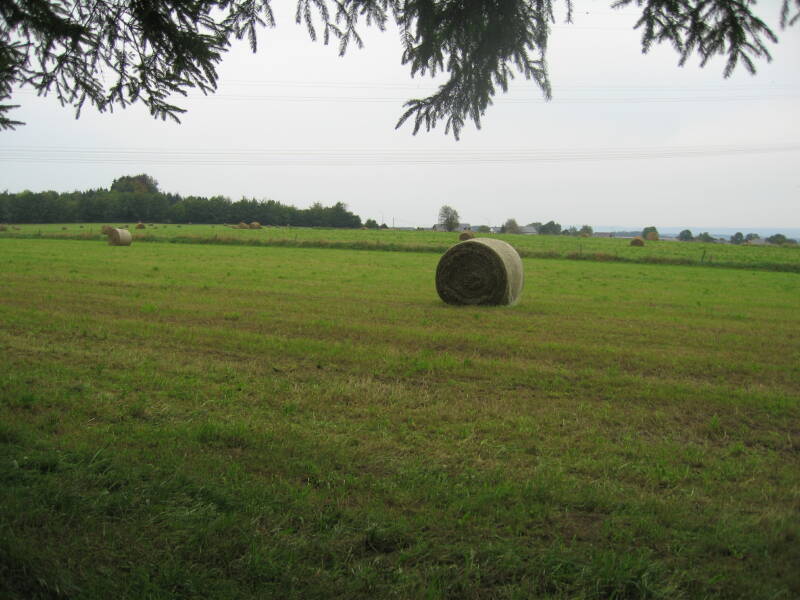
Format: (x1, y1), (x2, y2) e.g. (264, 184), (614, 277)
(3, 230), (800, 273)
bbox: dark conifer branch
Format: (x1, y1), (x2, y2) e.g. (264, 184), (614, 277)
(0, 0), (794, 134)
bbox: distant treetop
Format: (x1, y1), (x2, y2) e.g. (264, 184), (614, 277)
(111, 175), (160, 195)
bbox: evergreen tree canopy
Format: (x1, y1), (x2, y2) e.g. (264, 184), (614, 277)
(0, 178), (363, 227)
(2, 0), (798, 136)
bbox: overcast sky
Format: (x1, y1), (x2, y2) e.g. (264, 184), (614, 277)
(1, 1), (798, 231)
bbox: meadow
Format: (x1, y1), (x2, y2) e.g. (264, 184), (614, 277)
(3, 222), (800, 272)
(1, 235), (799, 599)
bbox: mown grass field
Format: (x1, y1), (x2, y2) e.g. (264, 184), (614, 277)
(1, 236), (799, 599)
(3, 223), (800, 272)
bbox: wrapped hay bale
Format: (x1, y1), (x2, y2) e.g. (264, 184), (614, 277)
(459, 231), (475, 241)
(630, 237), (645, 247)
(249, 221), (262, 229)
(106, 227), (133, 246)
(436, 238), (524, 306)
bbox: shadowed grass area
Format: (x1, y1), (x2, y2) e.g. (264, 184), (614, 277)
(1, 237), (798, 599)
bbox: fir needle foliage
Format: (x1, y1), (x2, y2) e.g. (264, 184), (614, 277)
(1, 0), (797, 136)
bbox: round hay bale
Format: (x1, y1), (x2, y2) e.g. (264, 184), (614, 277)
(645, 230), (659, 241)
(136, 222), (146, 229)
(630, 237), (645, 247)
(249, 221), (262, 229)
(435, 238), (524, 306)
(106, 228), (133, 246)
(0, 224), (8, 232)
(459, 231), (475, 241)
(101, 225), (114, 235)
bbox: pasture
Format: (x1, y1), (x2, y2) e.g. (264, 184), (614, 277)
(3, 222), (800, 272)
(1, 236), (798, 599)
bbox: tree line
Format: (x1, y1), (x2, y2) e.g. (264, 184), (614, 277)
(0, 175), (362, 228)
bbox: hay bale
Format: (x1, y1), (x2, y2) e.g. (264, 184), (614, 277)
(0, 224), (7, 232)
(101, 225), (114, 235)
(136, 222), (146, 229)
(61, 226), (68, 230)
(106, 227), (133, 246)
(238, 221), (248, 229)
(249, 221), (262, 229)
(459, 231), (475, 241)
(436, 238), (524, 306)
(630, 237), (645, 247)
(645, 231), (659, 241)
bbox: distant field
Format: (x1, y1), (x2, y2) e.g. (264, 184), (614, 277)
(1, 237), (799, 599)
(3, 222), (799, 272)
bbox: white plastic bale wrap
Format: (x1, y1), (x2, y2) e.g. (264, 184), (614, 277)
(435, 238), (524, 306)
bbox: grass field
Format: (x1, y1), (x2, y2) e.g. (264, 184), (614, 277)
(1, 236), (799, 599)
(3, 223), (799, 272)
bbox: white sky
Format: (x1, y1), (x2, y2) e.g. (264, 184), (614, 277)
(1, 1), (799, 231)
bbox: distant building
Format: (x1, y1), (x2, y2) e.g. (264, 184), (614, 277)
(432, 223), (471, 232)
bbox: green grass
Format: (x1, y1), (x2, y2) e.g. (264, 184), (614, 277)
(1, 237), (798, 599)
(3, 222), (799, 273)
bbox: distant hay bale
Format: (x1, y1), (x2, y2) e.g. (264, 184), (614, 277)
(101, 225), (114, 235)
(436, 238), (524, 306)
(136, 222), (146, 230)
(0, 224), (7, 232)
(645, 231), (659, 241)
(106, 227), (133, 246)
(61, 226), (68, 230)
(237, 221), (249, 229)
(459, 231), (475, 241)
(630, 237), (645, 247)
(249, 221), (262, 229)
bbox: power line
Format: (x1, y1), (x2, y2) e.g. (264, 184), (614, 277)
(2, 142), (798, 167)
